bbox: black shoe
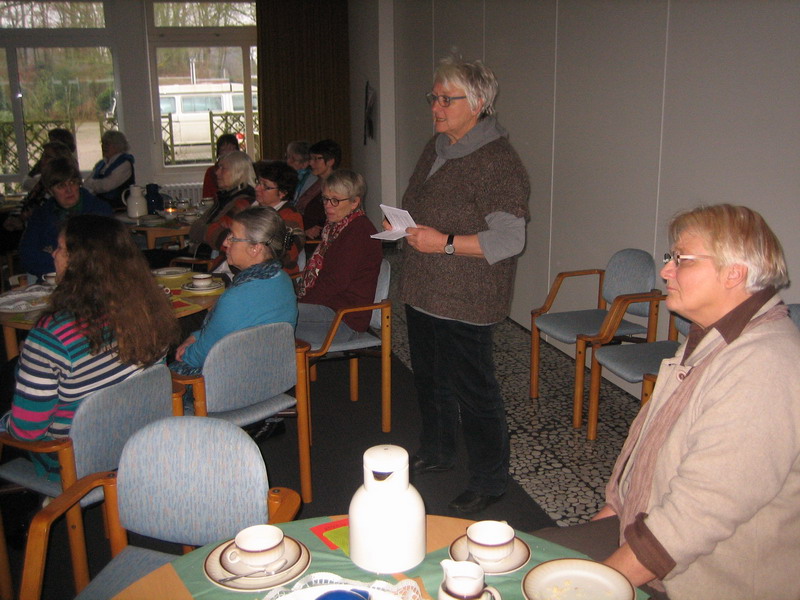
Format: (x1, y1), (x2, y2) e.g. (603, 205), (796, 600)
(448, 489), (504, 515)
(247, 419), (286, 443)
(409, 454), (454, 476)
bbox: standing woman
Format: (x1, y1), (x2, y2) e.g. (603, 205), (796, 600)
(398, 55), (529, 514)
(1, 215), (181, 480)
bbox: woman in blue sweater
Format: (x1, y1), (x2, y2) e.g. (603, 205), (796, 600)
(171, 206), (298, 373)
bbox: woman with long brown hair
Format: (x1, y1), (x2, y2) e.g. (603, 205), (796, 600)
(0, 214), (181, 480)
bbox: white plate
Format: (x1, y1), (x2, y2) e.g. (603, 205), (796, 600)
(204, 536), (310, 592)
(449, 535), (530, 575)
(137, 215), (166, 226)
(270, 584), (401, 599)
(521, 558), (635, 600)
(0, 288), (51, 313)
(181, 281), (224, 293)
(152, 267), (190, 278)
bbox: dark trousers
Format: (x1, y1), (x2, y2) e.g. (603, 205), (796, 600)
(405, 305), (509, 496)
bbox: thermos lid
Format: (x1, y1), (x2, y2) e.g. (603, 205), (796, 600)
(363, 445), (408, 473)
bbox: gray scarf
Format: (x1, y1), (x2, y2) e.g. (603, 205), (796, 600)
(428, 116), (507, 179)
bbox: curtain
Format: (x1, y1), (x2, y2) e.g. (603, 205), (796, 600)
(257, 0), (351, 167)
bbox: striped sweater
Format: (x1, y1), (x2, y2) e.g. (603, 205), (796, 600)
(0, 312), (143, 480)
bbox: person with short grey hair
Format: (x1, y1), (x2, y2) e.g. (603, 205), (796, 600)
(83, 130), (135, 210)
(286, 140), (317, 204)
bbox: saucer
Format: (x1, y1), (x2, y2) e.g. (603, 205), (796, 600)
(204, 535), (310, 591)
(449, 535), (530, 575)
(220, 537), (301, 576)
(181, 281), (224, 293)
(152, 267), (190, 278)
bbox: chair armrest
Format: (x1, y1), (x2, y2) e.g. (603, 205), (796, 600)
(267, 487), (301, 524)
(578, 290), (665, 346)
(305, 299), (391, 359)
(19, 471), (122, 600)
(531, 269), (606, 318)
(0, 431), (71, 454)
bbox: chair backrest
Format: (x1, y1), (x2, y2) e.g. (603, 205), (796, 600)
(788, 303), (800, 330)
(116, 416), (269, 546)
(202, 322), (296, 413)
(602, 248), (657, 318)
(69, 363), (174, 479)
(369, 258), (391, 330)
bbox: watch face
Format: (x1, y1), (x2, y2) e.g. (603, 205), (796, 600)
(445, 244), (455, 255)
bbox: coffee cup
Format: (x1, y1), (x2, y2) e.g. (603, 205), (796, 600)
(43, 272), (57, 286)
(466, 520), (515, 564)
(223, 524), (285, 569)
(439, 560), (500, 600)
(192, 273), (212, 288)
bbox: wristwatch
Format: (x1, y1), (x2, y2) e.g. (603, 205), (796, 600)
(444, 234), (455, 255)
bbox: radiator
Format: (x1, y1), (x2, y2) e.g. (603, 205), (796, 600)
(160, 182), (204, 203)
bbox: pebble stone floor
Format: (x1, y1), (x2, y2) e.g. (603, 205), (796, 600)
(384, 248), (642, 526)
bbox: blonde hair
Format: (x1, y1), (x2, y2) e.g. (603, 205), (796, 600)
(669, 204), (789, 292)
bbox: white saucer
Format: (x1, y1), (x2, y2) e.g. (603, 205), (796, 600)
(219, 537), (301, 576)
(181, 281), (224, 293)
(152, 267), (190, 278)
(449, 535), (531, 575)
(204, 535), (310, 591)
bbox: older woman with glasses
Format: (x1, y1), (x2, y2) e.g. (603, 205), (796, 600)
(535, 204), (800, 600)
(171, 206), (297, 374)
(19, 156), (113, 280)
(393, 54), (529, 515)
(295, 169), (381, 345)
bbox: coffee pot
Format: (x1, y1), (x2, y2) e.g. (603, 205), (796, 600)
(122, 185), (147, 219)
(349, 445), (425, 573)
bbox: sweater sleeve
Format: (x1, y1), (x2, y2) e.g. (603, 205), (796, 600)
(18, 207), (56, 277)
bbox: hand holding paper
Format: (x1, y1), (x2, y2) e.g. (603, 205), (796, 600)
(370, 204), (417, 240)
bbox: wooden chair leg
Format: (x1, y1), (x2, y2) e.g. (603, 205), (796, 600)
(586, 350), (602, 441)
(295, 343), (313, 503)
(641, 375), (657, 405)
(65, 504), (90, 594)
(0, 511), (13, 600)
(380, 307), (392, 433)
(349, 358), (359, 402)
(572, 339), (587, 429)
(530, 320), (541, 399)
(309, 363), (317, 382)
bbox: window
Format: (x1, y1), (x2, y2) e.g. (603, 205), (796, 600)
(181, 95), (223, 113)
(0, 1), (105, 29)
(153, 2), (254, 27)
(160, 96), (176, 114)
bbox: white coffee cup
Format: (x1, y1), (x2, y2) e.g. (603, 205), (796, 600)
(224, 524), (285, 568)
(439, 560), (500, 600)
(466, 520), (515, 564)
(192, 273), (212, 288)
(43, 272), (57, 286)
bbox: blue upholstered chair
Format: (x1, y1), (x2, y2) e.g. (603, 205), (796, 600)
(788, 303), (800, 330)
(170, 322), (313, 503)
(0, 364), (178, 598)
(16, 416), (300, 600)
(297, 258), (392, 433)
(530, 249), (660, 437)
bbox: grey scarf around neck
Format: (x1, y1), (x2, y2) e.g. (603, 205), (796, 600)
(427, 116), (507, 179)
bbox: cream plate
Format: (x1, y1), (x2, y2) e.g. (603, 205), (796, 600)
(152, 267), (190, 278)
(204, 536), (310, 592)
(449, 535), (530, 575)
(138, 215), (165, 226)
(181, 281), (224, 293)
(0, 287), (51, 313)
(522, 558), (635, 600)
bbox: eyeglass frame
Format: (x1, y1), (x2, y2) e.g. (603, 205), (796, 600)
(255, 179), (279, 191)
(663, 251), (714, 267)
(321, 195), (353, 207)
(51, 178), (81, 192)
(425, 92), (467, 108)
(226, 233), (270, 246)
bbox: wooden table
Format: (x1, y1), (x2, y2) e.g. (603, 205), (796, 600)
(112, 515), (649, 599)
(0, 273), (223, 359)
(129, 222), (191, 249)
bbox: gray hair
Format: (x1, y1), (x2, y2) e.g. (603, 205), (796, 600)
(434, 55), (499, 117)
(219, 150), (257, 189)
(232, 206), (290, 260)
(323, 169), (366, 203)
(286, 140), (311, 161)
(101, 130), (129, 153)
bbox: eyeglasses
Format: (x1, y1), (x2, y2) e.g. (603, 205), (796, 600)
(322, 195), (352, 207)
(663, 252), (714, 267)
(52, 179), (80, 192)
(256, 179), (278, 191)
(226, 233), (261, 245)
(309, 155), (325, 162)
(425, 92), (467, 108)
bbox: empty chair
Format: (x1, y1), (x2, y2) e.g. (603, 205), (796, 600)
(297, 258), (392, 433)
(170, 322), (313, 503)
(17, 416), (300, 600)
(530, 249), (659, 434)
(0, 364), (177, 598)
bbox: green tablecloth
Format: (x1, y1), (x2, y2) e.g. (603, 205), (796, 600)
(172, 516), (649, 599)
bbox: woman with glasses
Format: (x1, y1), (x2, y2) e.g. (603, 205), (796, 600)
(18, 156), (113, 281)
(536, 204), (800, 600)
(171, 206), (297, 374)
(295, 169), (381, 345)
(394, 54), (530, 515)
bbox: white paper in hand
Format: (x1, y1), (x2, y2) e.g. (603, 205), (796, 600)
(371, 204), (416, 240)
